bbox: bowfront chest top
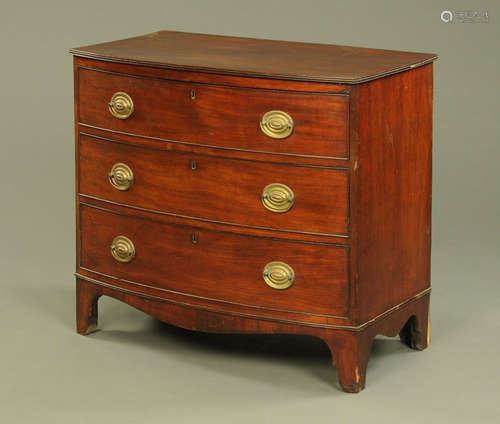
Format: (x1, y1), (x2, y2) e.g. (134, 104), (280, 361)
(71, 30), (436, 393)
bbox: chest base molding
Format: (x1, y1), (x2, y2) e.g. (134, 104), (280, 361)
(76, 277), (430, 393)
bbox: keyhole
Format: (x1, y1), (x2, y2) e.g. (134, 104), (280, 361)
(191, 234), (198, 244)
(190, 89), (196, 100)
(190, 160), (197, 170)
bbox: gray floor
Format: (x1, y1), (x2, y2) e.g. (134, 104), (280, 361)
(2, 1), (499, 422)
(2, 241), (499, 423)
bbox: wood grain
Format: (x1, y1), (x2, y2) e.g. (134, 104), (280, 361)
(353, 64), (433, 323)
(79, 204), (350, 317)
(77, 66), (349, 159)
(72, 33), (435, 392)
(78, 195), (350, 246)
(75, 57), (350, 94)
(76, 277), (430, 392)
(78, 133), (349, 236)
(70, 30), (437, 83)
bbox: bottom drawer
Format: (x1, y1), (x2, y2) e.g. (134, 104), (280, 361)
(79, 205), (349, 317)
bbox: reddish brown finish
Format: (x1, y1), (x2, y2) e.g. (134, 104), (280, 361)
(77, 66), (349, 159)
(76, 264), (351, 327)
(76, 277), (430, 392)
(78, 195), (350, 246)
(78, 124), (349, 169)
(322, 293), (430, 392)
(72, 32), (435, 392)
(75, 57), (350, 94)
(76, 278), (101, 335)
(70, 30), (436, 83)
(352, 64), (433, 323)
(78, 133), (349, 236)
(79, 204), (350, 317)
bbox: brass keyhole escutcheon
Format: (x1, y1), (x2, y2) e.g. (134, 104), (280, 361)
(261, 183), (294, 213)
(263, 261), (295, 290)
(110, 236), (135, 263)
(260, 110), (294, 139)
(108, 91), (134, 119)
(108, 163), (134, 191)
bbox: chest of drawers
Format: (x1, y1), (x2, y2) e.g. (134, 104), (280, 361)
(71, 31), (436, 392)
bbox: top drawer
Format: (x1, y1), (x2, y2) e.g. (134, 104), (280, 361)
(77, 67), (349, 159)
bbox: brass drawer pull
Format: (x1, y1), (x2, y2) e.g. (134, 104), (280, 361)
(108, 91), (134, 119)
(110, 236), (135, 263)
(260, 110), (294, 139)
(108, 162), (134, 191)
(263, 261), (295, 290)
(262, 183), (294, 213)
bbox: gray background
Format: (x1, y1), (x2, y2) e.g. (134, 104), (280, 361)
(1, 0), (498, 422)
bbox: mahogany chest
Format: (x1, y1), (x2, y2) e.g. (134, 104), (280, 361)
(71, 31), (436, 392)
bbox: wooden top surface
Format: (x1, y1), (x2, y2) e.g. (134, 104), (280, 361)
(70, 30), (437, 84)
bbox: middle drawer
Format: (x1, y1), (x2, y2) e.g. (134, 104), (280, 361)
(79, 134), (349, 236)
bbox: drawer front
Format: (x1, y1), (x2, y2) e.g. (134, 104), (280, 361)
(79, 134), (349, 236)
(77, 67), (349, 159)
(80, 205), (349, 317)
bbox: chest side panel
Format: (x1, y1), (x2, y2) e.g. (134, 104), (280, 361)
(354, 64), (433, 323)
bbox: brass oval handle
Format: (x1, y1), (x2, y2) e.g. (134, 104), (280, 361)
(263, 261), (295, 290)
(108, 91), (134, 119)
(110, 236), (135, 263)
(260, 110), (294, 139)
(108, 163), (134, 191)
(262, 183), (294, 213)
